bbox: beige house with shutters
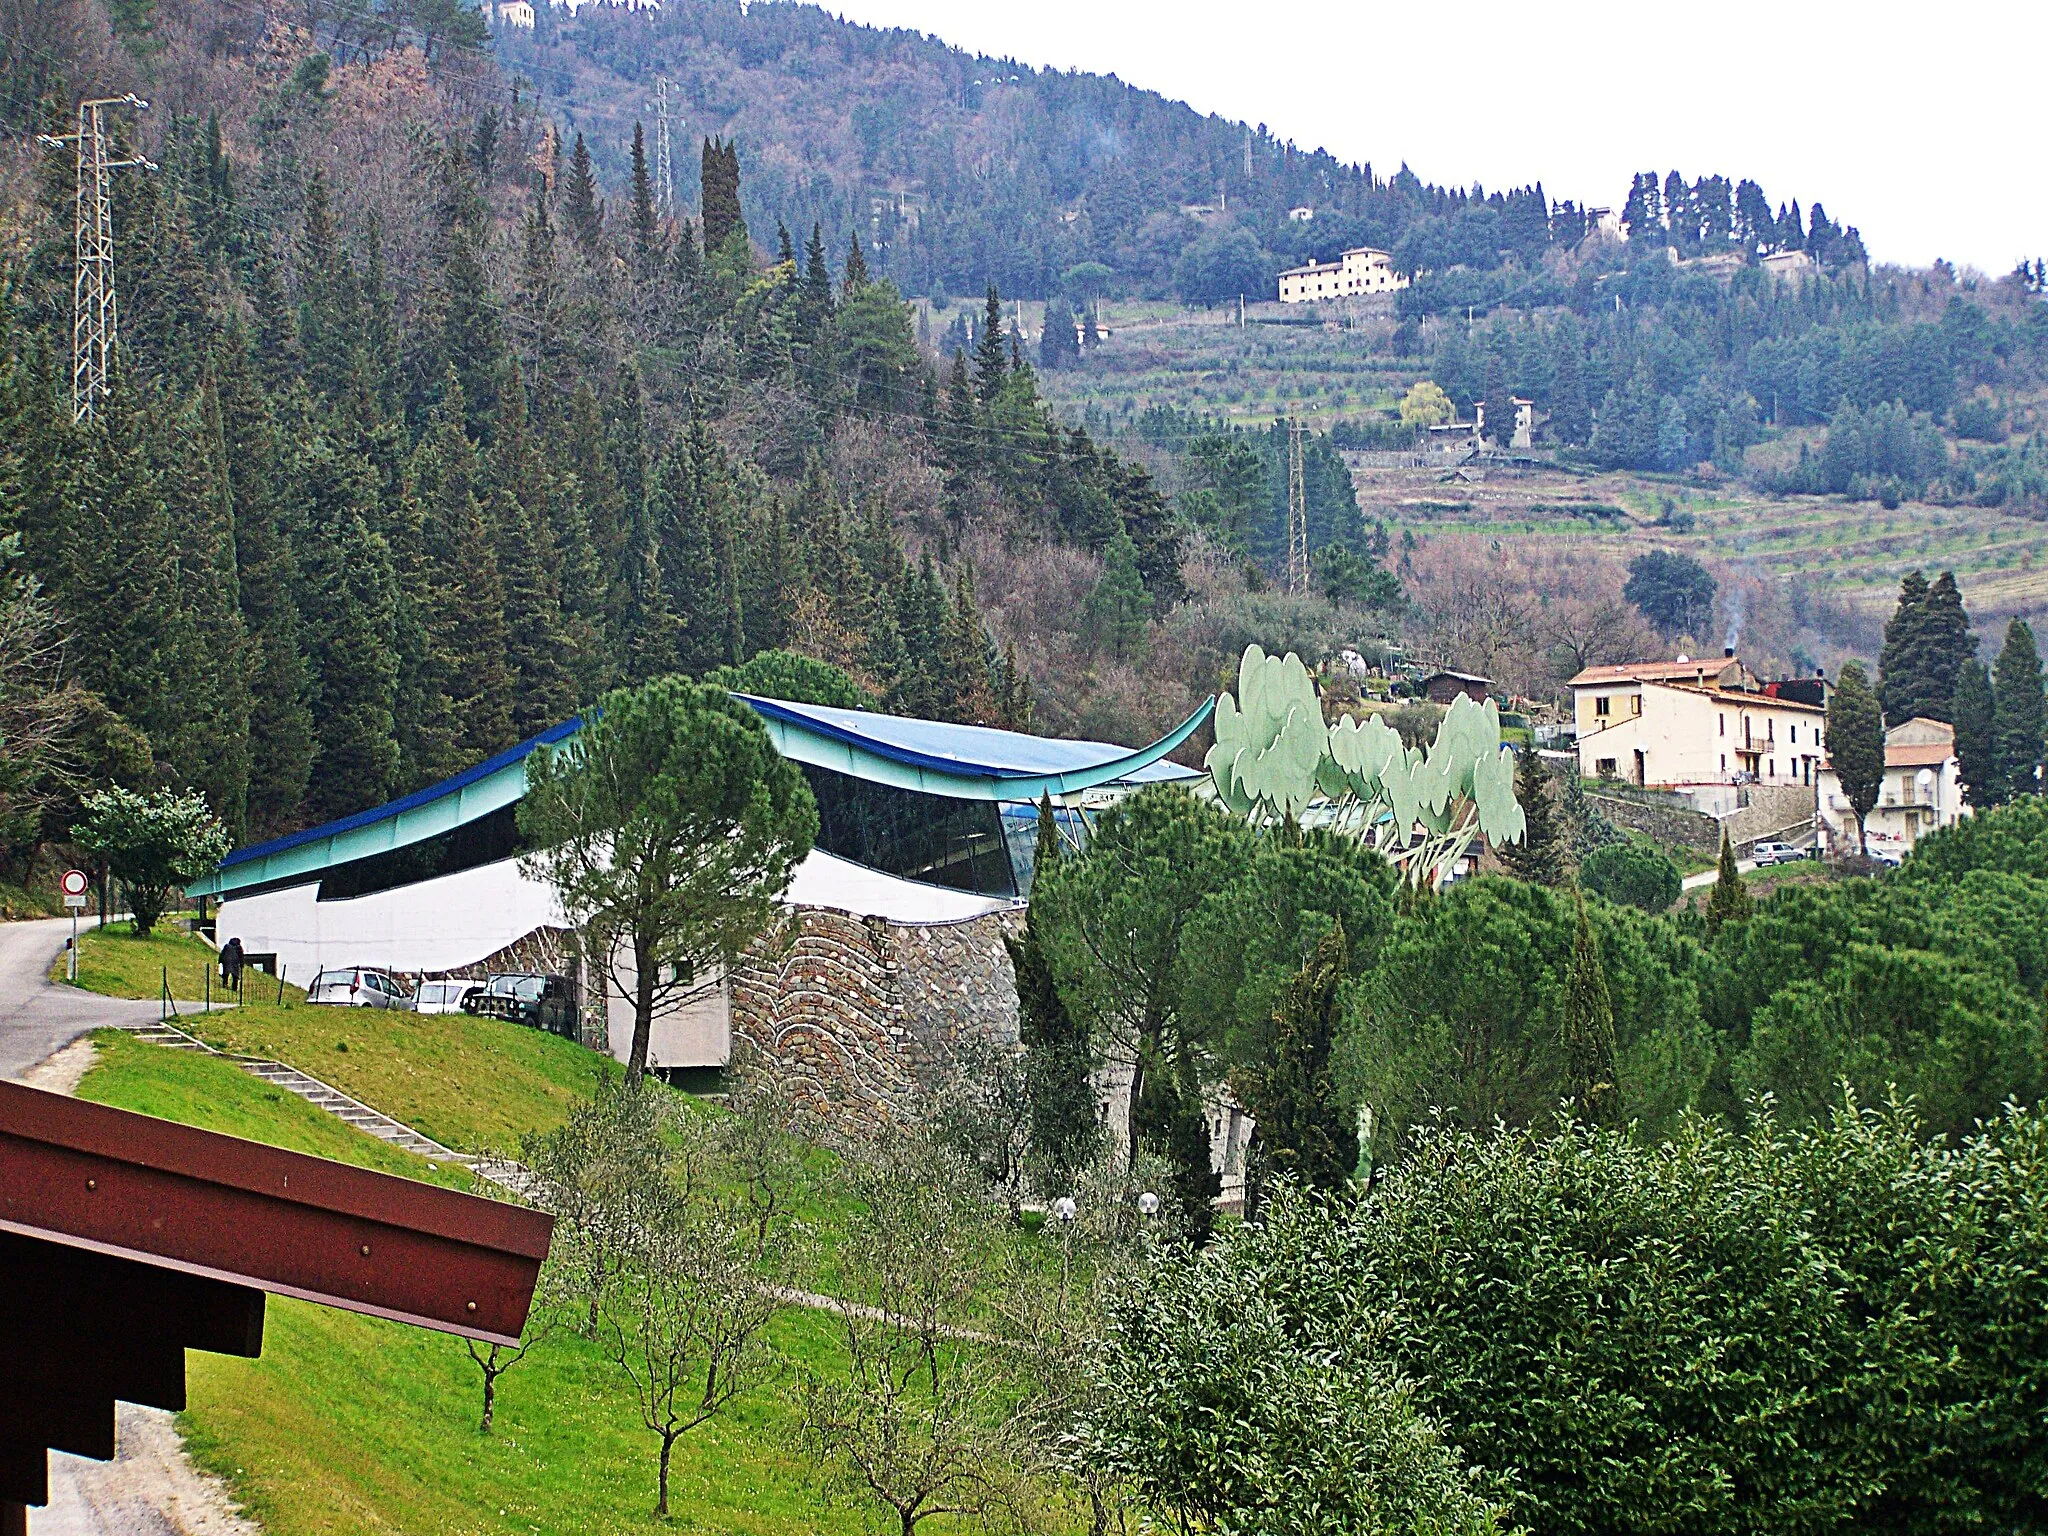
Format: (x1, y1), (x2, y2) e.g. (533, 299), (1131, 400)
(1569, 655), (1829, 791)
(1817, 717), (1968, 855)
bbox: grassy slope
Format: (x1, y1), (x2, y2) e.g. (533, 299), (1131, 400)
(68, 925), (597, 1152)
(76, 1029), (850, 1536)
(63, 933), (1006, 1535)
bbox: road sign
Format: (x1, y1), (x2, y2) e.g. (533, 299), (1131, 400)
(61, 868), (89, 910)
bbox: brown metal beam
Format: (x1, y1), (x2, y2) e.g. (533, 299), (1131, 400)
(0, 1081), (551, 1345)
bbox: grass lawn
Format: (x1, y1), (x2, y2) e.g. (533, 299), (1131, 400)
(71, 1028), (866, 1536)
(68, 923), (601, 1154)
(62, 943), (1058, 1535)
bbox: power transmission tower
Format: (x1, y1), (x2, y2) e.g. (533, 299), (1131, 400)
(653, 76), (675, 213)
(1287, 415), (1309, 594)
(39, 95), (155, 425)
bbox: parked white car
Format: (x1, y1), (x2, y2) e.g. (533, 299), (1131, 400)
(307, 967), (415, 1010)
(413, 978), (483, 1015)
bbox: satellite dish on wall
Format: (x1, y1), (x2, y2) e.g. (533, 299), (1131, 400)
(1916, 768), (1937, 796)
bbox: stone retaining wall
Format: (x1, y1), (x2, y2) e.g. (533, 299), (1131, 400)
(1583, 788), (1722, 853)
(730, 905), (1024, 1141)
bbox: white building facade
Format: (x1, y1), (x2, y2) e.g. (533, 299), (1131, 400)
(1277, 246), (1407, 303)
(1569, 657), (1829, 791)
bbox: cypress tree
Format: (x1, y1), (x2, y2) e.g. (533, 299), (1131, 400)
(1953, 658), (1999, 808)
(1239, 924), (1357, 1196)
(175, 374), (255, 839)
(1084, 529), (1152, 662)
(1005, 794), (1100, 1197)
(1039, 294), (1078, 371)
(1827, 661), (1887, 852)
(212, 327), (315, 835)
(1703, 831), (1753, 934)
(410, 376), (514, 768)
(297, 441), (402, 820)
(699, 136), (745, 255)
(942, 562), (994, 720)
(1877, 569), (1931, 723)
(488, 364), (577, 735)
(1561, 892), (1621, 1125)
(1135, 1041), (1219, 1246)
(1992, 619), (2046, 800)
(1919, 571), (1975, 722)
(1496, 748), (1565, 885)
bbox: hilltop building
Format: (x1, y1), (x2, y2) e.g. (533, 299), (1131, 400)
(1277, 246), (1407, 303)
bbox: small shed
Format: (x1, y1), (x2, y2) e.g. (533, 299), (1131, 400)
(1423, 670), (1492, 706)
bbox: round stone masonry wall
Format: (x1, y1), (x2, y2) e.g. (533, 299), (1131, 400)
(729, 904), (1024, 1141)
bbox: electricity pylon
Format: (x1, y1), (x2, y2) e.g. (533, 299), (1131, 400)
(653, 76), (675, 213)
(38, 94), (155, 425)
(1287, 415), (1309, 593)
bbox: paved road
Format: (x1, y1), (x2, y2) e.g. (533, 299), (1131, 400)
(0, 916), (162, 1080)
(1681, 858), (1757, 891)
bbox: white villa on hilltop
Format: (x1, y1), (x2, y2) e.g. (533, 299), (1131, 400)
(1277, 246), (1407, 303)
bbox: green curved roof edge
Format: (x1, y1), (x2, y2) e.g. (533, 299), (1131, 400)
(191, 698), (1215, 901)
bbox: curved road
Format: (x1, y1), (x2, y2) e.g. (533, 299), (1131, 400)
(0, 917), (163, 1079)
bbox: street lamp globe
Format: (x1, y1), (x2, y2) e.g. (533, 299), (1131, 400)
(1053, 1196), (1077, 1225)
(1137, 1191), (1160, 1218)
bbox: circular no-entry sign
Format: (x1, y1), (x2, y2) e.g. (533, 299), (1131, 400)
(60, 869), (89, 898)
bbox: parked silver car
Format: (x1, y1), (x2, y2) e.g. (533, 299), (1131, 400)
(413, 978), (483, 1015)
(307, 967), (415, 1010)
(1750, 841), (1809, 867)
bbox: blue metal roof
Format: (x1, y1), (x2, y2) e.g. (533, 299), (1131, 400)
(738, 695), (1201, 783)
(192, 695), (1210, 900)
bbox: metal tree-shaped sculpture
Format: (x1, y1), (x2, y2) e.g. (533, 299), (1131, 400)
(1206, 646), (1525, 887)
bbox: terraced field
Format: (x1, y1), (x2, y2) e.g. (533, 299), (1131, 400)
(1028, 300), (2048, 639)
(1353, 464), (2048, 629)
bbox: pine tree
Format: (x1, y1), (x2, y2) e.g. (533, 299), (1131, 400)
(1547, 322), (1591, 446)
(1084, 529), (1152, 662)
(629, 122), (659, 276)
(973, 284), (1008, 404)
(796, 222), (834, 346)
(842, 231), (870, 291)
(1953, 658), (1999, 808)
(1240, 924), (1356, 1195)
(563, 132), (603, 250)
(1496, 748), (1564, 885)
(1561, 892), (1621, 1125)
(941, 562), (994, 720)
(1827, 661), (1886, 852)
(1992, 619), (2046, 801)
(1703, 832), (1753, 934)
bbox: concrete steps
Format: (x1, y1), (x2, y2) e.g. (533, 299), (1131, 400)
(112, 1020), (470, 1165)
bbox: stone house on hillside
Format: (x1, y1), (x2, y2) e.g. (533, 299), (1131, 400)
(1569, 653), (1830, 794)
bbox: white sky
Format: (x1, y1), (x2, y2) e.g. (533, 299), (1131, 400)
(825, 0), (2044, 275)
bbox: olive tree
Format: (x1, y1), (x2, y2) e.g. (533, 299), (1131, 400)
(72, 787), (231, 937)
(519, 676), (817, 1082)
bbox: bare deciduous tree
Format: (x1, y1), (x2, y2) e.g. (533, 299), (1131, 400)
(800, 1137), (1044, 1536)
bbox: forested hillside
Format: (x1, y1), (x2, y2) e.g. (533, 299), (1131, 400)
(498, 2), (1871, 311)
(0, 0), (1412, 872)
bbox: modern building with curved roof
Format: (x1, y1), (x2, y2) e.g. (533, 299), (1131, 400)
(193, 694), (1209, 1072)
